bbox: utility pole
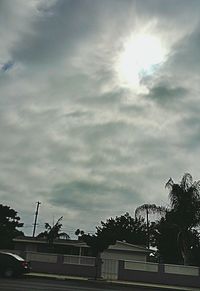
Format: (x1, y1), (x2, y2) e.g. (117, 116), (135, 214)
(32, 201), (41, 237)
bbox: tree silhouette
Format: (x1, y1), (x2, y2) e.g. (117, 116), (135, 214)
(37, 216), (70, 244)
(165, 173), (200, 264)
(0, 204), (24, 249)
(76, 212), (147, 255)
(135, 204), (166, 248)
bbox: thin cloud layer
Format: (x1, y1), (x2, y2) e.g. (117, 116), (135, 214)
(1, 0), (200, 235)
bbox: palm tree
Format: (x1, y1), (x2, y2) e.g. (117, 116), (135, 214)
(165, 173), (200, 265)
(135, 204), (166, 248)
(37, 216), (70, 244)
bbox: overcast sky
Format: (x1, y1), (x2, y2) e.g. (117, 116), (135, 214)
(1, 0), (200, 237)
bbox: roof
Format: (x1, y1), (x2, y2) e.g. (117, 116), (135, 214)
(107, 241), (152, 253)
(14, 237), (152, 253)
(14, 236), (88, 248)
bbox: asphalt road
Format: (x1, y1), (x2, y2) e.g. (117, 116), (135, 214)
(0, 277), (169, 291)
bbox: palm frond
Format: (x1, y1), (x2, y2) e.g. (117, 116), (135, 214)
(180, 173), (193, 191)
(165, 177), (174, 189)
(135, 204), (166, 219)
(193, 180), (200, 195)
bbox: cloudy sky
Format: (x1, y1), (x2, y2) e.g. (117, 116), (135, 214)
(1, 0), (200, 237)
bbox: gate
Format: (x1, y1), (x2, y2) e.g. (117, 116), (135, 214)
(101, 259), (118, 280)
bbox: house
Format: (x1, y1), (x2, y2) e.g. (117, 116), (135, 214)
(101, 240), (151, 261)
(14, 236), (92, 256)
(13, 236), (153, 280)
(14, 236), (151, 262)
(100, 240), (151, 280)
(12, 236), (200, 288)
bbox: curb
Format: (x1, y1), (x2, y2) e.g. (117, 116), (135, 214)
(25, 272), (198, 291)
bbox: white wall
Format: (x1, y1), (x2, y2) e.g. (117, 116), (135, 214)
(164, 264), (199, 276)
(125, 260), (158, 272)
(63, 255), (95, 266)
(101, 251), (146, 262)
(26, 252), (57, 263)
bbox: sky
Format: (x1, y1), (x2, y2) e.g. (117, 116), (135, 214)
(1, 0), (200, 238)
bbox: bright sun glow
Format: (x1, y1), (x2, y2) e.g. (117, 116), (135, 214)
(115, 33), (167, 91)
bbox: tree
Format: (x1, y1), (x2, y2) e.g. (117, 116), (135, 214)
(135, 204), (166, 248)
(165, 173), (200, 265)
(152, 217), (182, 264)
(0, 204), (24, 249)
(153, 216), (200, 265)
(37, 216), (70, 244)
(76, 212), (147, 256)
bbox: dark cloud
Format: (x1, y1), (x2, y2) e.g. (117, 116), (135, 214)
(167, 30), (200, 75)
(135, 0), (200, 25)
(145, 84), (187, 106)
(175, 112), (200, 150)
(50, 181), (124, 208)
(1, 61), (14, 72)
(48, 178), (143, 222)
(10, 0), (109, 66)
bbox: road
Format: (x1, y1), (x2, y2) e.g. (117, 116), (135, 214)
(0, 277), (171, 291)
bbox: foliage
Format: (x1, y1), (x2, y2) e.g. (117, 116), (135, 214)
(37, 216), (70, 244)
(189, 234), (200, 267)
(152, 217), (182, 264)
(166, 174), (200, 230)
(153, 216), (200, 265)
(164, 173), (200, 264)
(76, 212), (147, 255)
(135, 204), (166, 248)
(0, 204), (24, 249)
(135, 204), (166, 219)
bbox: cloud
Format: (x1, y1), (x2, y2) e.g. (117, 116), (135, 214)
(1, 61), (14, 72)
(1, 0), (200, 236)
(144, 84), (187, 107)
(166, 30), (200, 80)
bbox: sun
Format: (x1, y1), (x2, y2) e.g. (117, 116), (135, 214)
(115, 33), (167, 91)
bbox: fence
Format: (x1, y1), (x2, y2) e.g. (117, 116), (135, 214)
(17, 251), (99, 278)
(26, 252), (95, 266)
(164, 263), (199, 276)
(63, 254), (95, 266)
(5, 249), (200, 288)
(125, 260), (158, 272)
(119, 260), (200, 288)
